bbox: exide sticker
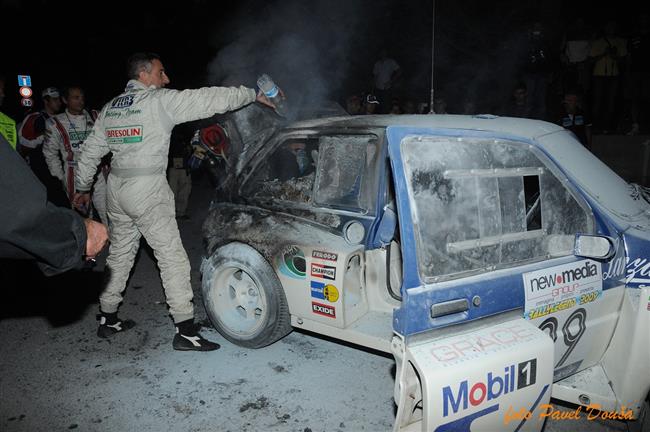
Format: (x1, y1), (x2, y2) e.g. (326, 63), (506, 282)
(312, 250), (338, 262)
(312, 302), (336, 318)
(442, 359), (537, 417)
(311, 263), (336, 280)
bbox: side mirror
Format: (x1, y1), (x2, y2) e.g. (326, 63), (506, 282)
(574, 234), (616, 260)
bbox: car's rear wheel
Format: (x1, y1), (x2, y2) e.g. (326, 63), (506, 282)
(201, 242), (292, 348)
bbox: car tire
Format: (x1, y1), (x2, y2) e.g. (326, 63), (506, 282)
(201, 242), (292, 348)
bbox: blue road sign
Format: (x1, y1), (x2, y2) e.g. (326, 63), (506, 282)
(18, 75), (32, 87)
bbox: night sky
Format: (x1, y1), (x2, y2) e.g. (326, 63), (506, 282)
(1, 0), (646, 120)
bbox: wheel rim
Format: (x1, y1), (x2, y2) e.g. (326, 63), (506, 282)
(210, 266), (268, 337)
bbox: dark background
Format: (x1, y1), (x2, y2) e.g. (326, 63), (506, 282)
(1, 0), (646, 120)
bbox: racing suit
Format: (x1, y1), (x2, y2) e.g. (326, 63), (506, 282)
(43, 109), (108, 225)
(75, 79), (256, 323)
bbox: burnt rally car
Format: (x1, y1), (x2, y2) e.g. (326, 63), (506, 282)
(197, 104), (650, 431)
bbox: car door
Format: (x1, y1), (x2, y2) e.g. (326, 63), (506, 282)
(386, 125), (624, 382)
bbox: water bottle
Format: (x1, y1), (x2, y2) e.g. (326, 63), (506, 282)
(257, 74), (286, 117)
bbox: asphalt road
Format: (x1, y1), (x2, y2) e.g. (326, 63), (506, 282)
(0, 176), (637, 432)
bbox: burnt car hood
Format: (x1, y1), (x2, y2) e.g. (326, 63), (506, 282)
(217, 101), (348, 178)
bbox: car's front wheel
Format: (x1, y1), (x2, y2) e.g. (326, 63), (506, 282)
(201, 242), (292, 348)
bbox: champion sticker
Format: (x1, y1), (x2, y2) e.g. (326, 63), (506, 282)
(312, 302), (336, 318)
(310, 263), (336, 280)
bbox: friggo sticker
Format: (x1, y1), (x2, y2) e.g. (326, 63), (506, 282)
(311, 263), (336, 280)
(312, 250), (338, 262)
(312, 302), (336, 318)
(106, 125), (144, 144)
(442, 359), (537, 417)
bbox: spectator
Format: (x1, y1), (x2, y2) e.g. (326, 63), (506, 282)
(557, 89), (592, 149)
(502, 81), (535, 119)
(363, 94), (380, 115)
(560, 16), (593, 95)
(433, 97), (448, 114)
(346, 94), (362, 115)
(43, 85), (108, 225)
(522, 21), (554, 120)
(402, 100), (417, 114)
(0, 134), (108, 274)
(625, 13), (650, 135)
(17, 87), (68, 206)
(372, 49), (401, 113)
(589, 20), (628, 133)
(167, 125), (193, 220)
(72, 52), (275, 351)
(0, 76), (16, 150)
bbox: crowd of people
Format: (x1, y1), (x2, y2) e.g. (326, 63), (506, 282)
(344, 13), (649, 147)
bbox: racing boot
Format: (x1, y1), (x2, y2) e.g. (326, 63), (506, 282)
(97, 311), (136, 338)
(172, 319), (220, 351)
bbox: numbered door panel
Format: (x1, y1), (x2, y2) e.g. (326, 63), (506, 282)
(386, 126), (623, 382)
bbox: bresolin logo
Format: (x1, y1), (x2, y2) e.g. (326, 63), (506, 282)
(529, 261), (598, 292)
(442, 359), (537, 417)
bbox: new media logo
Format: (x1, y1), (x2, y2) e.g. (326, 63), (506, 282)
(529, 261), (598, 292)
(442, 359), (537, 417)
(111, 95), (134, 109)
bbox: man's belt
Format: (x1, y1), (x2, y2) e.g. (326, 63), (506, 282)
(110, 166), (165, 178)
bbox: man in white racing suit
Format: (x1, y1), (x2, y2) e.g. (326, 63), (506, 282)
(73, 52), (275, 351)
(43, 86), (108, 225)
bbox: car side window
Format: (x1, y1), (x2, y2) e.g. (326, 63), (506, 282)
(243, 138), (318, 204)
(313, 135), (377, 212)
(400, 136), (594, 281)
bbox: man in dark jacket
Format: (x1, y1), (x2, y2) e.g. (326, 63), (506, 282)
(0, 135), (108, 275)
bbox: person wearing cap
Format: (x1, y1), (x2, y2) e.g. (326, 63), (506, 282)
(72, 52), (275, 352)
(0, 76), (17, 150)
(42, 85), (108, 226)
(363, 94), (380, 115)
(17, 87), (66, 204)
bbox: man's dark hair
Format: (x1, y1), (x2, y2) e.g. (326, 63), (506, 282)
(127, 52), (161, 80)
(62, 85), (84, 100)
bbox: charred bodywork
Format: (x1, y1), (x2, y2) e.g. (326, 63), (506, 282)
(199, 106), (650, 431)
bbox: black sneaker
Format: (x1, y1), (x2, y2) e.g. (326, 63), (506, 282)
(97, 316), (136, 338)
(172, 320), (220, 351)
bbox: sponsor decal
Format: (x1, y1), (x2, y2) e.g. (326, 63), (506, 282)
(429, 325), (537, 365)
(603, 256), (650, 287)
(312, 250), (338, 262)
(311, 301), (336, 318)
(106, 125), (143, 144)
(276, 246), (306, 280)
(442, 359), (537, 417)
(647, 295), (650, 311)
(111, 95), (134, 108)
(69, 130), (91, 142)
(310, 263), (336, 280)
(523, 260), (601, 318)
(310, 281), (339, 302)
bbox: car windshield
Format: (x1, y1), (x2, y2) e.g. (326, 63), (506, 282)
(538, 130), (650, 223)
(400, 135), (594, 281)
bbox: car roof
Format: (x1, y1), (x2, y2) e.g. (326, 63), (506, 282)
(285, 114), (564, 141)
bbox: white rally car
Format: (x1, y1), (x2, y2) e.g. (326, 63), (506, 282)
(198, 105), (650, 431)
